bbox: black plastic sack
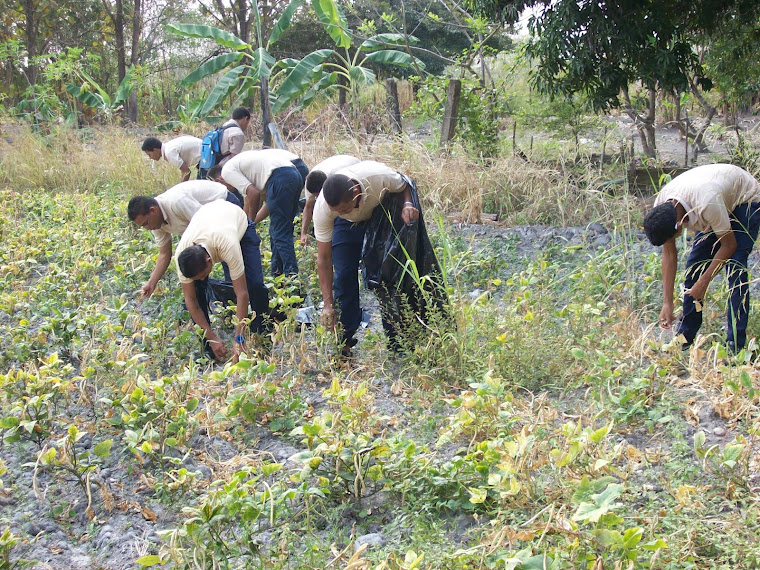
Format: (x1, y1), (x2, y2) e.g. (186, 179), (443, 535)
(361, 175), (449, 345)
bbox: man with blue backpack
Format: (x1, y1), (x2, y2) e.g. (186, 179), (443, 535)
(198, 107), (251, 180)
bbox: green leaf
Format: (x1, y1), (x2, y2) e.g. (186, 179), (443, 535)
(302, 423), (322, 436)
(360, 33), (418, 51)
(186, 397), (199, 412)
(165, 437), (178, 447)
(272, 49), (333, 114)
(93, 439), (113, 459)
(572, 482), (623, 523)
(268, 0), (304, 46)
(349, 65), (375, 86)
(249, 48), (276, 81)
(197, 66), (245, 118)
(135, 554), (164, 566)
(166, 23), (249, 49)
(0, 417), (19, 429)
(261, 463), (282, 476)
(182, 53), (243, 86)
(311, 0), (351, 48)
(364, 50), (424, 70)
(592, 528), (622, 547)
(113, 66), (135, 106)
(66, 84), (107, 111)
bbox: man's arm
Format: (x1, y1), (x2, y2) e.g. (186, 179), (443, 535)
(316, 239), (335, 329)
(686, 230), (737, 301)
(141, 242), (172, 298)
(179, 162), (191, 182)
(401, 183), (419, 225)
(230, 274), (250, 362)
(659, 238), (678, 328)
(244, 184), (262, 221)
(254, 202), (269, 224)
(181, 281), (228, 360)
(300, 195), (316, 246)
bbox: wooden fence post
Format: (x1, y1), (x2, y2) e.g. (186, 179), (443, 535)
(386, 78), (402, 134)
(440, 79), (461, 147)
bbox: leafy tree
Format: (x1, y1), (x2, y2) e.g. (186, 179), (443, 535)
(169, 0), (423, 133)
(461, 0), (760, 158)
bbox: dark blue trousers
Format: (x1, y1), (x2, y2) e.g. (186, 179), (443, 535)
(266, 166), (303, 277)
(678, 201), (760, 350)
(290, 159), (309, 187)
(333, 217), (366, 342)
(194, 219), (268, 337)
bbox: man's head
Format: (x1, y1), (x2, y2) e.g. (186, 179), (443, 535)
(305, 171), (327, 196)
(644, 202), (679, 246)
(141, 137), (163, 161)
(322, 174), (360, 215)
(207, 164), (231, 188)
(178, 245), (213, 280)
(232, 107), (251, 131)
(127, 196), (164, 230)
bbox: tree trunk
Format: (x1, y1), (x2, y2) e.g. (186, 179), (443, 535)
(260, 76), (273, 147)
(126, 0), (142, 123)
(21, 0), (40, 86)
(114, 0), (126, 83)
(622, 87), (657, 159)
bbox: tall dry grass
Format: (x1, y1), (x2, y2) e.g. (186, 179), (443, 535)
(0, 122), (180, 198)
(0, 120), (644, 226)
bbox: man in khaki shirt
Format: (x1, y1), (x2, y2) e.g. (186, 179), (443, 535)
(218, 107), (251, 165)
(127, 180), (241, 298)
(314, 160), (419, 354)
(644, 163), (760, 351)
(142, 135), (202, 181)
(175, 200), (269, 361)
(209, 150), (303, 277)
(301, 155), (359, 246)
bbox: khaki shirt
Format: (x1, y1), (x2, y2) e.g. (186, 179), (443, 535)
(151, 180), (230, 248)
(313, 161), (407, 243)
(219, 119), (246, 156)
(221, 150), (296, 194)
(175, 200), (249, 283)
(654, 164), (760, 234)
(162, 136), (202, 169)
(306, 155), (360, 199)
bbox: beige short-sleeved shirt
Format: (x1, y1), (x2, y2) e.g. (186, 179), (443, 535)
(175, 200), (249, 283)
(654, 164), (760, 235)
(221, 150), (295, 194)
(263, 148), (299, 162)
(306, 155), (360, 199)
(151, 180), (230, 248)
(219, 119), (246, 156)
(162, 136), (202, 169)
(313, 161), (407, 243)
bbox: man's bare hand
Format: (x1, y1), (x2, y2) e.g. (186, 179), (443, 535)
(401, 204), (419, 225)
(300, 233), (310, 247)
(685, 279), (708, 303)
(659, 303), (675, 329)
(141, 281), (156, 299)
(321, 305), (336, 330)
(208, 336), (228, 360)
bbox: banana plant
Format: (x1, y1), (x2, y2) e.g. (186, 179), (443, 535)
(65, 66), (135, 120)
(166, 0), (424, 118)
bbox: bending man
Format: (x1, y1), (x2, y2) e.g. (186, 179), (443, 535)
(175, 200), (269, 361)
(128, 180), (241, 298)
(644, 163), (760, 352)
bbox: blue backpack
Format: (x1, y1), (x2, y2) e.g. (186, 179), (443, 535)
(199, 124), (234, 170)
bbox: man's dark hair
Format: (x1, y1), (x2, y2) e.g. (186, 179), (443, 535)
(178, 245), (210, 279)
(322, 174), (355, 207)
(127, 196), (159, 221)
(141, 137), (162, 152)
(207, 164), (223, 181)
(232, 107), (251, 121)
(644, 202), (678, 246)
(305, 171), (327, 195)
